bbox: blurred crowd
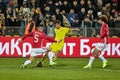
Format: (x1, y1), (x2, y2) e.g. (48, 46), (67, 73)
(0, 0), (120, 37)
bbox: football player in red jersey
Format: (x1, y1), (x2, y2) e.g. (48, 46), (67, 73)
(83, 15), (109, 68)
(18, 27), (56, 69)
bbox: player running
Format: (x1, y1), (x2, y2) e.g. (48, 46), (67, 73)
(37, 20), (80, 66)
(18, 27), (56, 69)
(83, 15), (109, 68)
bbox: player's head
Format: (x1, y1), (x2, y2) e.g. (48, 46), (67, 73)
(98, 15), (108, 23)
(54, 20), (61, 29)
(37, 27), (44, 32)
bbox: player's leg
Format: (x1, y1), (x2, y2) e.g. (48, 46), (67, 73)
(83, 47), (100, 68)
(48, 51), (56, 66)
(98, 54), (108, 68)
(21, 55), (35, 69)
(53, 51), (58, 62)
(84, 43), (108, 68)
(47, 44), (57, 66)
(36, 48), (51, 67)
(21, 48), (38, 69)
(41, 52), (48, 62)
(96, 43), (108, 68)
(40, 47), (51, 62)
(36, 52), (48, 67)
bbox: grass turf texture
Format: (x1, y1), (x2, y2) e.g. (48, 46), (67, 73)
(0, 58), (120, 80)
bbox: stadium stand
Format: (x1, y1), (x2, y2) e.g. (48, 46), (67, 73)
(0, 0), (120, 37)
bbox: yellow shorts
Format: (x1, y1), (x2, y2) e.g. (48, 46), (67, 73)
(50, 43), (64, 53)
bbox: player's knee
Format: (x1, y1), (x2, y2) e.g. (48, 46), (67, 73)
(92, 48), (99, 57)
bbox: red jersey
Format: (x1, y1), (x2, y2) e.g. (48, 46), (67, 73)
(22, 30), (56, 48)
(99, 22), (109, 44)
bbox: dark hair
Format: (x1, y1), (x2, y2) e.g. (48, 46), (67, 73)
(54, 20), (61, 24)
(99, 15), (108, 23)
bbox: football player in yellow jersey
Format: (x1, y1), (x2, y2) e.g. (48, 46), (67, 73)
(37, 20), (79, 67)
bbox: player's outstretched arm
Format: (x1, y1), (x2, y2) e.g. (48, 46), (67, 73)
(69, 28), (80, 31)
(42, 33), (56, 42)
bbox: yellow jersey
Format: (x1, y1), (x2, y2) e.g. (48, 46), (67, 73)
(55, 27), (69, 44)
(50, 27), (69, 53)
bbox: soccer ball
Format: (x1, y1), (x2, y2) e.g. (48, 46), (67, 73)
(37, 61), (43, 67)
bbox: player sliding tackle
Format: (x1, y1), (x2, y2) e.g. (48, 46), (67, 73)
(18, 27), (56, 69)
(37, 20), (80, 67)
(83, 15), (109, 69)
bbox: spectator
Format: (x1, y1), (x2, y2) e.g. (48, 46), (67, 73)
(24, 17), (36, 35)
(71, 0), (79, 13)
(0, 0), (119, 37)
(61, 0), (70, 14)
(27, 0), (35, 9)
(51, 14), (56, 21)
(108, 16), (115, 28)
(54, 1), (61, 10)
(0, 23), (3, 36)
(46, 20), (55, 37)
(67, 9), (78, 27)
(82, 16), (92, 28)
(44, 5), (51, 19)
(0, 0), (6, 14)
(18, 10), (28, 36)
(54, 8), (63, 23)
(78, 0), (86, 10)
(18, 0), (23, 9)
(61, 10), (71, 27)
(74, 19), (80, 27)
(95, 0), (103, 12)
(114, 13), (120, 28)
(22, 3), (30, 17)
(5, 7), (13, 17)
(117, 0), (120, 11)
(11, 0), (18, 8)
(81, 16), (92, 37)
(87, 10), (94, 20)
(92, 18), (101, 28)
(31, 8), (39, 26)
(78, 7), (86, 25)
(46, 0), (55, 15)
(86, 0), (96, 18)
(13, 7), (19, 18)
(0, 10), (5, 25)
(35, 0), (45, 9)
(37, 14), (46, 28)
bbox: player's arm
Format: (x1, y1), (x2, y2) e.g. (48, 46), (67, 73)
(69, 28), (80, 31)
(18, 32), (33, 43)
(22, 32), (33, 40)
(42, 33), (56, 42)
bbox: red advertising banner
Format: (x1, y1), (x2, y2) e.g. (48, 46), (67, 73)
(0, 37), (120, 58)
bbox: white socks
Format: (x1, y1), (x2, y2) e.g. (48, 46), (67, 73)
(87, 56), (95, 66)
(99, 55), (106, 62)
(48, 52), (54, 64)
(87, 55), (106, 66)
(24, 60), (32, 66)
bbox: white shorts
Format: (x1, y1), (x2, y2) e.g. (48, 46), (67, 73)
(30, 48), (47, 56)
(95, 42), (107, 51)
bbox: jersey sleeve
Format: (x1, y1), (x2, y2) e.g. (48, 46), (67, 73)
(42, 32), (56, 42)
(22, 32), (33, 40)
(63, 27), (69, 34)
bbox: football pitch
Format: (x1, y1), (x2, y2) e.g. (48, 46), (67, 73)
(0, 58), (120, 80)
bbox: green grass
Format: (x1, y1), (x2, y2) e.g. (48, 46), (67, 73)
(0, 58), (120, 80)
